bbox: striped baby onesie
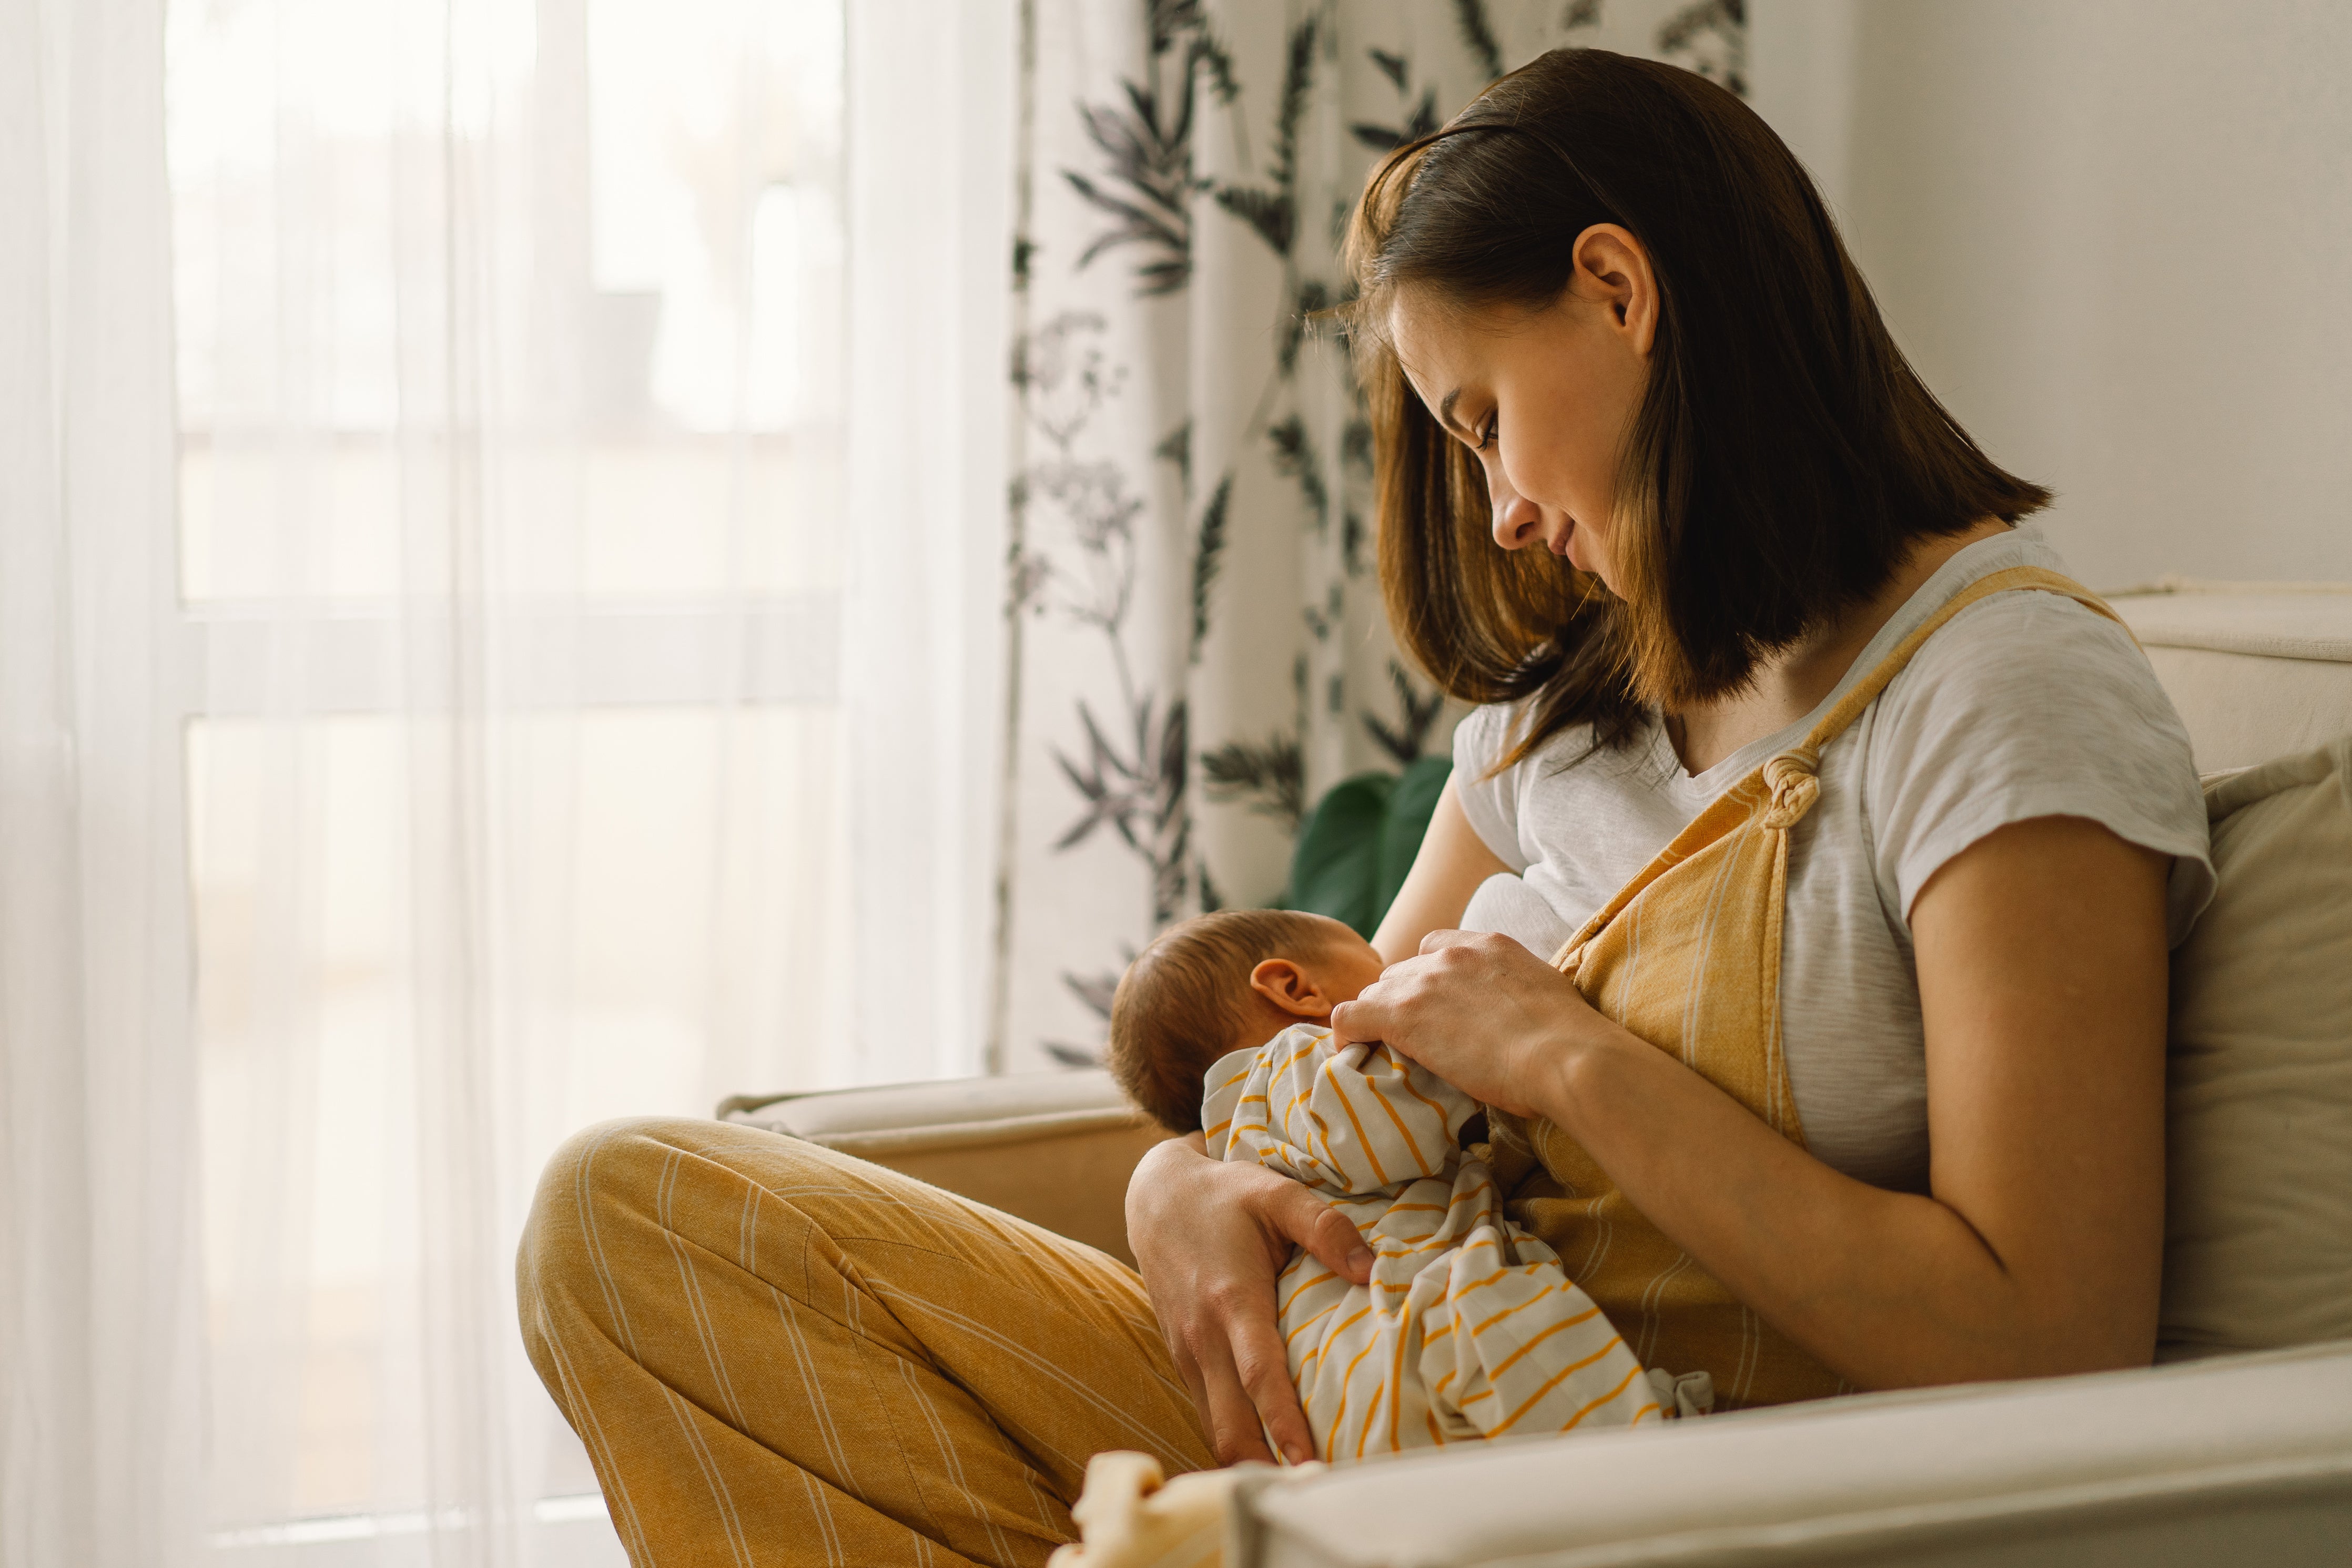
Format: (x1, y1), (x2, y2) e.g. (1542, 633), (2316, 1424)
(1202, 1024), (1665, 1460)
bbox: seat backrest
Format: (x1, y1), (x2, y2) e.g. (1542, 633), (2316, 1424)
(719, 1070), (1165, 1264)
(2110, 583), (2352, 771)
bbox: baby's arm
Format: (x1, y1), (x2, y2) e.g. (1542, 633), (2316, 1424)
(1205, 1024), (1477, 1200)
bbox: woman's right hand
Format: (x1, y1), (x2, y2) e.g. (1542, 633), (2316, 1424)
(1127, 1133), (1374, 1466)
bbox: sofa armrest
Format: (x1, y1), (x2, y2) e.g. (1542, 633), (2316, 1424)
(719, 1070), (1170, 1266)
(1238, 1341), (2352, 1567)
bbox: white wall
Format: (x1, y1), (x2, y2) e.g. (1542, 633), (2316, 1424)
(1752, 1), (2352, 588)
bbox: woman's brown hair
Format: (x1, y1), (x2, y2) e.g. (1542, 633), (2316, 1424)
(1343, 49), (2050, 763)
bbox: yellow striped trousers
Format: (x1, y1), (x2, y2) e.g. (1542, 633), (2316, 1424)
(517, 1117), (1214, 1567)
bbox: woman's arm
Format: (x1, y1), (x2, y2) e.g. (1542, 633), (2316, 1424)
(1370, 779), (1513, 965)
(1330, 814), (2170, 1388)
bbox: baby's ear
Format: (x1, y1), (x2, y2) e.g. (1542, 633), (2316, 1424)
(1249, 958), (1331, 1017)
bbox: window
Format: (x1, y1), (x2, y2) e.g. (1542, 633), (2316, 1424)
(166, 0), (898, 1550)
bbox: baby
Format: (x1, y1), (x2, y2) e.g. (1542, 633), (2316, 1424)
(1108, 910), (1669, 1462)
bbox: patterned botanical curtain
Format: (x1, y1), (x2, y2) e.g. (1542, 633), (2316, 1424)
(996, 0), (1745, 1070)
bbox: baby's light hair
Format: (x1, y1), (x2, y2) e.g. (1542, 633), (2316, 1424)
(1108, 909), (1342, 1133)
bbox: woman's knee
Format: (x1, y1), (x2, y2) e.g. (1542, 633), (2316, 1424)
(519, 1117), (817, 1316)
(520, 1119), (663, 1317)
(526, 1115), (687, 1236)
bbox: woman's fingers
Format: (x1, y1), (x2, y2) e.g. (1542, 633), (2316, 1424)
(1129, 1145), (1336, 1465)
(1326, 991), (1393, 1051)
(1185, 1268), (1316, 1466)
(1189, 1317), (1278, 1465)
(1162, 1333), (1211, 1430)
(1126, 1125), (1374, 1468)
(1229, 1302), (1317, 1467)
(1336, 930), (1581, 1114)
(1157, 1277), (1274, 1467)
(1329, 940), (1457, 1048)
(1331, 977), (1421, 1056)
(1267, 1182), (1373, 1286)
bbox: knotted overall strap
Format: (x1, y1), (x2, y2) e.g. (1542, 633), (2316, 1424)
(1741, 565), (2131, 839)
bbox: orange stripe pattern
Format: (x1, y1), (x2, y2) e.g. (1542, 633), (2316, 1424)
(1203, 1025), (1660, 1460)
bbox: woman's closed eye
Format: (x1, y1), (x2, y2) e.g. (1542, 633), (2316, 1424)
(1474, 414), (1497, 452)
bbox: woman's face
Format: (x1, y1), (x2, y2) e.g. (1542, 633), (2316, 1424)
(1386, 225), (1658, 595)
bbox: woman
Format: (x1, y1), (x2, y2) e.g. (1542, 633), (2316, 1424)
(517, 50), (2209, 1565)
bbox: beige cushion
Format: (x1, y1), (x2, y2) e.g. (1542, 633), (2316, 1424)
(718, 1070), (1170, 1266)
(2112, 584), (2352, 771)
(2160, 734), (2352, 1358)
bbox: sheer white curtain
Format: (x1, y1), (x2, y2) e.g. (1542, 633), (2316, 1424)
(1, 3), (205, 1564)
(43, 0), (1017, 1560)
(841, 0), (1015, 1078)
(3, 0), (1011, 1557)
(170, 0), (866, 1554)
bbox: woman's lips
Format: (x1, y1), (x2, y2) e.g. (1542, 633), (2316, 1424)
(1551, 518), (1576, 556)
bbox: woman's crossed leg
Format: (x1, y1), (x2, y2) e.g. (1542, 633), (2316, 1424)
(518, 1117), (1215, 1567)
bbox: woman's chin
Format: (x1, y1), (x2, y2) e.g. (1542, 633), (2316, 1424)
(1566, 541), (1620, 597)
(1561, 523), (1594, 575)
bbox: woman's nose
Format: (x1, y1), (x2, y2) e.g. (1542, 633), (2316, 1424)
(1489, 471), (1545, 551)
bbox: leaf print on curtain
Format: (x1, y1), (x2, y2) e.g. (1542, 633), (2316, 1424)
(995, 0), (1747, 1072)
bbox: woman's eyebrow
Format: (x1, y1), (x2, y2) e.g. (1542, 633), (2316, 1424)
(1437, 388), (1466, 435)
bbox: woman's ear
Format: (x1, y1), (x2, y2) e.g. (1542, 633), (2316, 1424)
(1249, 958), (1333, 1019)
(1571, 222), (1657, 358)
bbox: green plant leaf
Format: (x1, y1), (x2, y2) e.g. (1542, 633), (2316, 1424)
(1284, 756), (1454, 939)
(1375, 755), (1454, 917)
(1286, 772), (1394, 937)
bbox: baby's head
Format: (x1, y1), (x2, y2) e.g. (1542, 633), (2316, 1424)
(1107, 910), (1385, 1133)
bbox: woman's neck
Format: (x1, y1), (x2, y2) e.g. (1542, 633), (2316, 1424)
(1666, 518), (2012, 776)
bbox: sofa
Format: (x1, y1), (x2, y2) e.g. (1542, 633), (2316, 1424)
(721, 581), (2352, 1567)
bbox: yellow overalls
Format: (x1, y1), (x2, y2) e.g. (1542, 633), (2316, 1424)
(1490, 566), (2126, 1409)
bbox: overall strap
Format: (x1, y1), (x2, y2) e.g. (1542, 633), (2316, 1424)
(1756, 567), (2126, 828)
(1551, 567), (2122, 966)
(1804, 566), (2121, 757)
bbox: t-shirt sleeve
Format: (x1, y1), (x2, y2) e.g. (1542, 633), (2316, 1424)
(1449, 702), (1533, 872)
(1864, 592), (2216, 946)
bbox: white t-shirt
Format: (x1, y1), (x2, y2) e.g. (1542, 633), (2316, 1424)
(1452, 525), (2214, 1194)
